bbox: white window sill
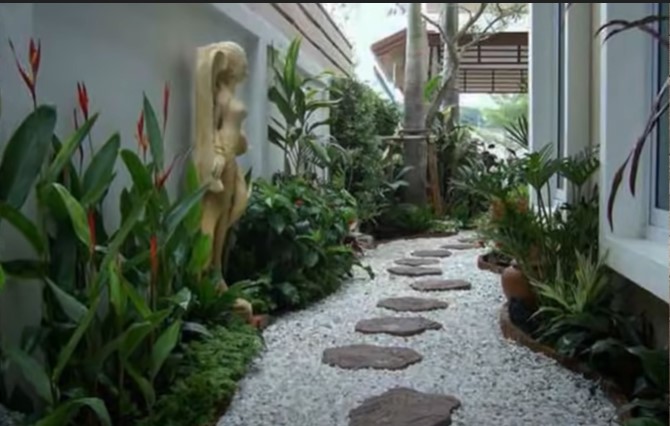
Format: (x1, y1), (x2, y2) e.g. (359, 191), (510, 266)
(602, 235), (669, 302)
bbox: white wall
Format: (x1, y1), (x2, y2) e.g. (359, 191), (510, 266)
(0, 3), (335, 345)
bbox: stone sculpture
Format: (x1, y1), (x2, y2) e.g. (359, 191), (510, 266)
(194, 41), (253, 322)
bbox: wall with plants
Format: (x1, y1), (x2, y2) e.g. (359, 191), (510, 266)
(0, 39), (262, 425)
(463, 145), (669, 425)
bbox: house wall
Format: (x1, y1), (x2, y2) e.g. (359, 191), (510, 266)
(530, 3), (668, 346)
(0, 3), (350, 347)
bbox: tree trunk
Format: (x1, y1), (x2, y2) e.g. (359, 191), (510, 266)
(402, 2), (428, 205)
(443, 3), (460, 131)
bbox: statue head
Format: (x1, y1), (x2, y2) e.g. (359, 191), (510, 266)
(210, 42), (248, 87)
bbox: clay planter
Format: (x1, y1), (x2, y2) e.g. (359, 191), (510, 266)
(500, 265), (536, 309)
(499, 303), (630, 422)
(476, 252), (509, 274)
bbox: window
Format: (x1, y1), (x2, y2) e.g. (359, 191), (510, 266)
(654, 2), (669, 213)
(556, 3), (566, 189)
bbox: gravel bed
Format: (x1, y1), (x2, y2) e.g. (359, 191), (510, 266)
(218, 234), (617, 426)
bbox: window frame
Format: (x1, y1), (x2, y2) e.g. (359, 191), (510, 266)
(650, 1), (669, 229)
(556, 2), (566, 190)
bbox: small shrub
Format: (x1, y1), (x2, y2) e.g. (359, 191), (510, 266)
(226, 176), (368, 313)
(139, 323), (262, 426)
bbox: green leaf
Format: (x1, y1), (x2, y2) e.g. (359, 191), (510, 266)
(121, 275), (151, 319)
(5, 346), (53, 404)
(182, 321), (212, 337)
(170, 288), (192, 311)
(108, 262), (127, 318)
(0, 105), (57, 208)
(46, 279), (87, 323)
(35, 398), (111, 426)
(269, 214), (286, 234)
(45, 114), (99, 184)
(143, 95), (164, 170)
(0, 264), (5, 292)
(100, 193), (149, 271)
(305, 137), (330, 166)
(50, 183), (91, 248)
(121, 149), (153, 195)
(52, 292), (101, 383)
(0, 202), (44, 254)
(187, 234), (212, 275)
(124, 362), (155, 409)
(183, 160), (203, 231)
(119, 321), (154, 361)
(628, 346), (669, 391)
(2, 260), (47, 279)
(81, 133), (120, 207)
(164, 185), (209, 242)
(150, 320), (182, 379)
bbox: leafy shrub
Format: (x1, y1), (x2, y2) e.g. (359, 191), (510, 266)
(139, 322), (261, 426)
(329, 78), (403, 229)
(226, 176), (369, 313)
(374, 204), (436, 238)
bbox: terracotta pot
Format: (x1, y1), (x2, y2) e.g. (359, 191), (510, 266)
(500, 264), (535, 308)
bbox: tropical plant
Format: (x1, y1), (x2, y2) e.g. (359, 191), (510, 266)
(268, 37), (339, 178)
(0, 39), (238, 425)
(226, 176), (371, 313)
(503, 113), (529, 148)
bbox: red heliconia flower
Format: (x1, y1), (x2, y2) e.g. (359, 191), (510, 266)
(29, 38), (41, 77)
(87, 209), (97, 256)
(77, 82), (89, 121)
(74, 109), (84, 166)
(150, 235), (159, 279)
(9, 38), (40, 108)
(155, 155), (179, 190)
(162, 82), (170, 135)
(135, 110), (148, 160)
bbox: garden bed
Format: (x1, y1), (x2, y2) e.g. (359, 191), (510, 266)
(477, 251), (511, 274)
(498, 302), (630, 422)
(374, 230), (459, 246)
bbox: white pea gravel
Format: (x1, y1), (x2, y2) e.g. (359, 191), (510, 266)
(218, 234), (617, 426)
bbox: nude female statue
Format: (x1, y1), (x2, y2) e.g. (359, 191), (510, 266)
(194, 41), (253, 322)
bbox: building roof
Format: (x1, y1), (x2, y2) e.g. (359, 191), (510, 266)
(371, 29), (528, 94)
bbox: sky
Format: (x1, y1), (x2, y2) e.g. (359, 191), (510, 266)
(326, 3), (529, 110)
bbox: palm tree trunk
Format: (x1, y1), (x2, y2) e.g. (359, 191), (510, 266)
(402, 2), (428, 205)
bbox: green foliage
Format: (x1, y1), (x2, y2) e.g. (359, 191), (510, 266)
(138, 323), (261, 426)
(374, 204), (435, 238)
(268, 38), (339, 177)
(0, 81), (238, 425)
(482, 94), (528, 130)
(226, 176), (369, 313)
(329, 77), (403, 228)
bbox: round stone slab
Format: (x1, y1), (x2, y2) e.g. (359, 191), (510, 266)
(349, 387), (461, 426)
(322, 345), (422, 371)
(355, 317), (442, 337)
(441, 243), (477, 250)
(377, 297), (448, 312)
(410, 279), (472, 292)
(411, 249), (452, 258)
(394, 258), (439, 267)
(387, 266), (442, 277)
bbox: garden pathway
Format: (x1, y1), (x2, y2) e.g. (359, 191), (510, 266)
(219, 234), (617, 426)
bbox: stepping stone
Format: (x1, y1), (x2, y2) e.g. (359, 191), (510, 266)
(411, 249), (452, 258)
(349, 387), (461, 426)
(394, 258), (439, 267)
(322, 345), (422, 371)
(458, 237), (478, 244)
(410, 279), (472, 292)
(355, 317), (442, 337)
(441, 243), (477, 250)
(378, 297), (448, 312)
(387, 266), (442, 277)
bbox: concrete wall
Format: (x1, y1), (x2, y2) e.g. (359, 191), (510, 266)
(0, 3), (350, 347)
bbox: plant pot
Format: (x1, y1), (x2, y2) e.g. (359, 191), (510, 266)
(500, 264), (535, 308)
